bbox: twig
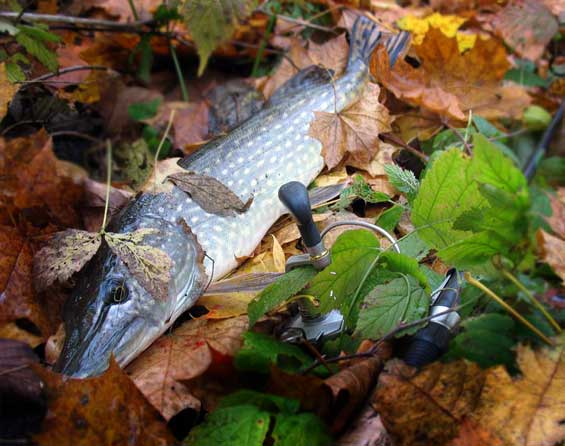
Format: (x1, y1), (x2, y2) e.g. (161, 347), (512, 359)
(100, 140), (112, 233)
(50, 130), (105, 145)
(380, 133), (429, 162)
(501, 269), (561, 333)
(258, 10), (339, 34)
(17, 65), (114, 84)
(0, 364), (29, 377)
(153, 109), (177, 192)
(442, 118), (473, 155)
(464, 272), (553, 345)
(0, 120), (44, 136)
(0, 11), (152, 30)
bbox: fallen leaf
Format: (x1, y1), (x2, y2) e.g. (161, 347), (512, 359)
(335, 403), (390, 446)
(0, 339), (45, 438)
(33, 358), (174, 446)
(33, 229), (102, 291)
(547, 188), (565, 239)
(0, 322), (43, 348)
(82, 0), (159, 21)
(0, 62), (18, 119)
(127, 316), (248, 420)
(259, 34), (349, 99)
(537, 230), (565, 282)
(376, 338), (565, 446)
(271, 235), (286, 273)
(105, 229), (172, 301)
(372, 28), (531, 121)
(167, 170), (253, 216)
(490, 0), (558, 61)
(308, 83), (393, 169)
(81, 178), (133, 233)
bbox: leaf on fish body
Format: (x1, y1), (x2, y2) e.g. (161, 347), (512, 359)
(33, 229), (102, 291)
(167, 171), (253, 217)
(105, 228), (172, 301)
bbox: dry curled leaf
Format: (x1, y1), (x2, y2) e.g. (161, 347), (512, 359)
(167, 171), (253, 217)
(308, 83), (393, 169)
(372, 28), (531, 121)
(105, 229), (172, 301)
(1, 62), (18, 119)
(127, 316), (248, 420)
(33, 358), (174, 446)
(33, 229), (102, 292)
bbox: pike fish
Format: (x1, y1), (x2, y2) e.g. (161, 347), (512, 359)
(55, 17), (409, 377)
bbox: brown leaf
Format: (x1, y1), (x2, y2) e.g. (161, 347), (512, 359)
(0, 62), (18, 119)
(547, 188), (565, 239)
(167, 171), (253, 217)
(371, 28), (531, 121)
(490, 0), (558, 61)
(336, 404), (391, 446)
(127, 316), (248, 420)
(105, 229), (172, 301)
(0, 226), (50, 336)
(308, 83), (393, 169)
(33, 229), (102, 291)
(33, 358), (174, 446)
(538, 230), (565, 282)
(81, 178), (133, 232)
(376, 338), (565, 446)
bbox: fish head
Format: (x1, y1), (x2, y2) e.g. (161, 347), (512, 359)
(55, 197), (207, 377)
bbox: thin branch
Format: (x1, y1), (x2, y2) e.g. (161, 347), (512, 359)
(380, 133), (429, 162)
(443, 119), (473, 155)
(100, 140), (113, 233)
(17, 65), (114, 84)
(50, 130), (105, 145)
(0, 11), (152, 29)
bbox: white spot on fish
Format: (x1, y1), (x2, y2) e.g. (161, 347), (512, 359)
(222, 168), (228, 175)
(191, 216), (199, 223)
(238, 157), (244, 164)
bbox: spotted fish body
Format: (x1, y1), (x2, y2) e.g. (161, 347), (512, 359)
(56, 17), (407, 377)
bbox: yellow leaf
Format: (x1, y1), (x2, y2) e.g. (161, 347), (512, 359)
(271, 235), (286, 273)
(397, 12), (477, 52)
(0, 63), (18, 119)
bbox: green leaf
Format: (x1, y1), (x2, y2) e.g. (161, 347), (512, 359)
(234, 332), (311, 374)
(17, 24), (60, 43)
(379, 251), (429, 291)
(135, 34), (154, 83)
(445, 314), (516, 371)
(186, 404), (270, 446)
(307, 230), (380, 314)
(376, 205), (403, 233)
(384, 164), (419, 202)
(128, 98), (161, 121)
(355, 276), (429, 339)
(15, 32), (58, 71)
(182, 0), (258, 75)
(397, 232), (429, 261)
(5, 61), (25, 82)
(412, 148), (484, 250)
(248, 266), (316, 327)
(523, 105), (552, 130)
(335, 175), (390, 210)
(220, 390), (300, 413)
(272, 412), (332, 446)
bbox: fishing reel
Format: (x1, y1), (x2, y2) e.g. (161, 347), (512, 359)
(278, 181), (462, 367)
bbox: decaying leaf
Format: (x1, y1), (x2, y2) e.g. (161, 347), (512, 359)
(308, 83), (393, 169)
(537, 230), (565, 282)
(490, 0), (558, 61)
(372, 28), (531, 121)
(33, 229), (102, 291)
(376, 338), (565, 446)
(167, 170), (253, 216)
(1, 62), (18, 119)
(105, 229), (172, 301)
(33, 358), (174, 446)
(127, 316), (248, 420)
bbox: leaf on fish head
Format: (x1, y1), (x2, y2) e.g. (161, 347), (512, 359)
(33, 229), (102, 291)
(167, 171), (253, 217)
(104, 228), (172, 302)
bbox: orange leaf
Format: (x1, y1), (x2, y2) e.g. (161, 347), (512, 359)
(308, 82), (393, 169)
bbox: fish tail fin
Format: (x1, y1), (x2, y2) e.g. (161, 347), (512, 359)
(384, 31), (411, 67)
(347, 16), (383, 68)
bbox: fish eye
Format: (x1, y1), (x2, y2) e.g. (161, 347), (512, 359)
(106, 283), (129, 305)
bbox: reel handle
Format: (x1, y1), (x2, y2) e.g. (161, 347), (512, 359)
(279, 181), (321, 248)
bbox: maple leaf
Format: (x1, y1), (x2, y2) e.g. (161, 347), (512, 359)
(0, 62), (18, 119)
(371, 28), (531, 121)
(375, 337), (565, 446)
(308, 83), (393, 169)
(490, 0), (558, 61)
(33, 358), (174, 446)
(127, 316), (248, 420)
(33, 229), (102, 292)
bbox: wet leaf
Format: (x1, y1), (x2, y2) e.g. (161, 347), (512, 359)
(0, 62), (18, 119)
(308, 83), (393, 169)
(105, 229), (172, 301)
(127, 316), (247, 420)
(372, 28), (531, 121)
(168, 171), (253, 217)
(33, 229), (102, 291)
(33, 358), (174, 446)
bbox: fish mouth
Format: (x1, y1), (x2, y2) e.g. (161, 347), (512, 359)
(54, 316), (146, 378)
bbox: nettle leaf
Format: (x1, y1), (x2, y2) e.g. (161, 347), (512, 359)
(183, 0), (258, 75)
(376, 204), (403, 233)
(33, 229), (102, 291)
(307, 230), (380, 314)
(248, 266), (317, 327)
(234, 332), (311, 374)
(105, 229), (172, 301)
(15, 31), (58, 72)
(379, 251), (429, 291)
(335, 174), (390, 210)
(384, 164), (419, 202)
(188, 390), (332, 446)
(355, 276), (429, 339)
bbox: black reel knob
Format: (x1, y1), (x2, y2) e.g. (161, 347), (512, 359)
(278, 181), (321, 248)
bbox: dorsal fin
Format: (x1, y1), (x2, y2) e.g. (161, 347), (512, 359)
(267, 65), (334, 107)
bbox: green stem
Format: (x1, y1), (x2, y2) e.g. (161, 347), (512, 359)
(251, 4), (278, 77)
(100, 140), (112, 233)
(153, 109), (177, 192)
(127, 0), (139, 20)
(501, 269), (561, 333)
(170, 40), (189, 101)
(464, 272), (553, 345)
